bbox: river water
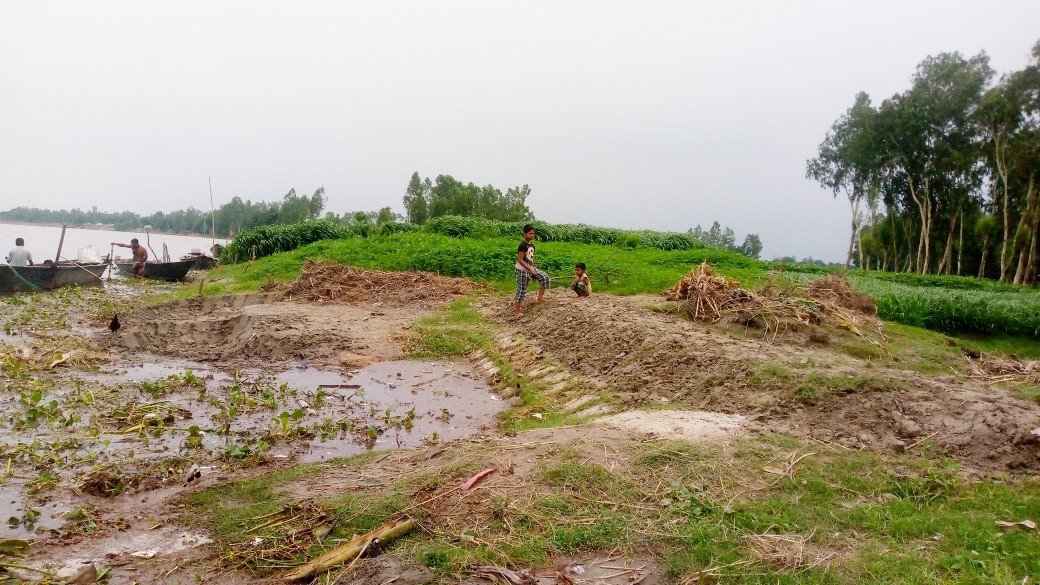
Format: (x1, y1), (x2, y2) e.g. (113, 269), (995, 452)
(0, 223), (227, 264)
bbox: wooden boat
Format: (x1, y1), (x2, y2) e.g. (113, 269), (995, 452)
(1, 262), (108, 294)
(180, 252), (218, 269)
(115, 259), (195, 281)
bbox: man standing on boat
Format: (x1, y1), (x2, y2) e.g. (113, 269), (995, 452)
(5, 238), (34, 266)
(112, 238), (148, 276)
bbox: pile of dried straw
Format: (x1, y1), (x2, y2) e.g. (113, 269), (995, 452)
(666, 263), (885, 342)
(966, 356), (1040, 385)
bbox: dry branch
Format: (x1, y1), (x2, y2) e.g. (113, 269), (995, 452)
(282, 518), (414, 581)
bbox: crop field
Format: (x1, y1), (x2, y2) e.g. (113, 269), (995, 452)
(210, 220), (1040, 341)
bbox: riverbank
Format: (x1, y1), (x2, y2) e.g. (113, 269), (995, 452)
(0, 261), (1038, 584)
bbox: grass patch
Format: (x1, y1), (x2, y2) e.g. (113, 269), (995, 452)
(185, 464), (317, 543)
(408, 297), (493, 358)
(185, 434), (1040, 583)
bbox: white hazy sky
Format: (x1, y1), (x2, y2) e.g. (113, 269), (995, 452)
(2, 1), (1038, 261)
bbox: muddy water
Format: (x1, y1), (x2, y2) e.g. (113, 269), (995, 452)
(0, 357), (502, 539)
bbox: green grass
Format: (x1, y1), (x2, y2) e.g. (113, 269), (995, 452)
(208, 232), (766, 296)
(408, 297), (494, 358)
(205, 225), (1040, 340)
(185, 435), (1040, 584)
(185, 464), (317, 543)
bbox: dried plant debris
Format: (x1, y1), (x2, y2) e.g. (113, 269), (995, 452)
(277, 260), (480, 307)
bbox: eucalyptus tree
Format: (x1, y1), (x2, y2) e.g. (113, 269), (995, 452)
(807, 91), (879, 269)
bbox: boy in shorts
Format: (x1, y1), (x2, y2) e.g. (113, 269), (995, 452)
(515, 224), (550, 316)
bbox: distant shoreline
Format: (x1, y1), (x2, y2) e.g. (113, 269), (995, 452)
(0, 220), (221, 240)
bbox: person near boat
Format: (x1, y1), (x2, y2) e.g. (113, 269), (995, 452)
(112, 238), (148, 276)
(6, 238), (34, 266)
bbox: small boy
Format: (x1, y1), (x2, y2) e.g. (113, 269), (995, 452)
(571, 262), (592, 297)
(515, 224), (550, 316)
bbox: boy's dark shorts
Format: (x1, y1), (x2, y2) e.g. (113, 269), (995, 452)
(571, 282), (590, 297)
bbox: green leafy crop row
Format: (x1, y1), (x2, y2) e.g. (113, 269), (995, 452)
(214, 219), (1040, 339)
(221, 216), (708, 264)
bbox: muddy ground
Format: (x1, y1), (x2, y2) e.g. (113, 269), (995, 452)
(1, 276), (1038, 584)
(482, 293), (1040, 474)
(0, 283), (503, 583)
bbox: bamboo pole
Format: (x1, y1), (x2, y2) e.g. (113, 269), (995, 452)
(58, 256), (107, 283)
(209, 177), (217, 256)
(282, 518), (413, 581)
(146, 229), (158, 263)
(54, 224), (67, 265)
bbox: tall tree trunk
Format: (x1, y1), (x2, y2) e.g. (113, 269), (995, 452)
(956, 211), (964, 276)
(978, 234), (989, 278)
(1023, 175), (1039, 284)
(937, 209), (958, 275)
(921, 182), (932, 274)
(907, 178), (927, 274)
(1014, 246), (1028, 284)
(845, 196), (859, 269)
(1014, 175), (1037, 285)
(996, 136), (1013, 282)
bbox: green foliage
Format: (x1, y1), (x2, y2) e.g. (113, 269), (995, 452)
(219, 219), (421, 263)
(852, 276), (1040, 337)
(213, 217), (1040, 338)
(210, 232), (755, 295)
(406, 173), (533, 224)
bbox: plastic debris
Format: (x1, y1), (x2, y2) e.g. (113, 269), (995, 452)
(461, 468), (496, 491)
(996, 519), (1037, 531)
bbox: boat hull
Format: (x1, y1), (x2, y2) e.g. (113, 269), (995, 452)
(115, 259), (195, 281)
(1, 263), (108, 294)
(180, 254), (218, 269)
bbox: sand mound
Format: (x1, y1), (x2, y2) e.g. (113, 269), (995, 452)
(279, 260), (479, 308)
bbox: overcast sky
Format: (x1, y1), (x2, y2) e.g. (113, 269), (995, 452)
(2, 1), (1038, 261)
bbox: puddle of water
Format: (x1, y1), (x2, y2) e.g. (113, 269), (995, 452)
(0, 484), (69, 538)
(279, 360), (504, 462)
(44, 527), (213, 578)
(0, 357), (503, 539)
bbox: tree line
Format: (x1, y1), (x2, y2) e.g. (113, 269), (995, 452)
(0, 188), (330, 238)
(808, 40), (1040, 283)
(688, 222), (763, 259)
(402, 172), (533, 224)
